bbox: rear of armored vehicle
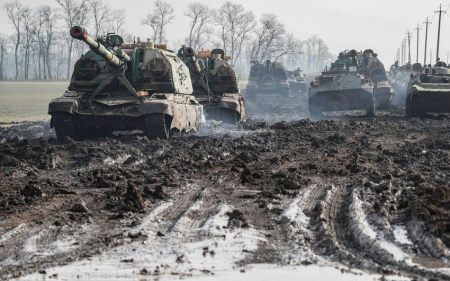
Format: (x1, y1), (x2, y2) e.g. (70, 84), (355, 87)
(246, 61), (290, 98)
(287, 69), (307, 93)
(406, 64), (450, 117)
(308, 50), (375, 119)
(360, 49), (394, 109)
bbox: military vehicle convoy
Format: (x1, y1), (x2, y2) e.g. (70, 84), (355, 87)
(246, 60), (290, 98)
(405, 61), (450, 117)
(287, 68), (308, 93)
(308, 49), (374, 119)
(359, 49), (393, 109)
(177, 46), (245, 124)
(48, 26), (202, 141)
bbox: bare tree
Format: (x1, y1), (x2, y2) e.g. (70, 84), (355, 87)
(0, 36), (6, 80)
(89, 0), (110, 38)
(56, 0), (90, 79)
(109, 9), (126, 35)
(41, 6), (59, 79)
(215, 2), (256, 66)
(22, 8), (34, 80)
(3, 0), (30, 80)
(141, 13), (159, 43)
(250, 13), (285, 63)
(185, 2), (214, 51)
(141, 0), (175, 44)
(273, 33), (301, 62)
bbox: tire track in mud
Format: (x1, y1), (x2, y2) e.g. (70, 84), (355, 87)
(303, 182), (450, 280)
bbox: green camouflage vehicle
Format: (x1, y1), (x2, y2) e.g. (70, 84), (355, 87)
(287, 68), (307, 93)
(177, 46), (245, 125)
(246, 60), (290, 98)
(308, 49), (374, 119)
(360, 49), (393, 109)
(48, 26), (202, 141)
(406, 61), (450, 117)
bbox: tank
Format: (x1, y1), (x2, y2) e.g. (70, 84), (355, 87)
(246, 60), (290, 98)
(308, 49), (374, 119)
(48, 26), (202, 141)
(177, 46), (245, 125)
(287, 68), (307, 93)
(359, 49), (394, 109)
(405, 61), (450, 117)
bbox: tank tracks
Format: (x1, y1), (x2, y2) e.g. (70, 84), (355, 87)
(51, 113), (81, 142)
(145, 113), (170, 140)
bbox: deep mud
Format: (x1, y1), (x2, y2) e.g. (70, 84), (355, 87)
(1, 94), (450, 280)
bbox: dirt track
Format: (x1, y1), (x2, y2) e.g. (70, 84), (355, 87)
(1, 92), (450, 280)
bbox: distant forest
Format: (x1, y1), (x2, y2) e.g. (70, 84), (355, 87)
(0, 0), (334, 80)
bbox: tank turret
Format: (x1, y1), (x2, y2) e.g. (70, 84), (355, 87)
(70, 26), (131, 69)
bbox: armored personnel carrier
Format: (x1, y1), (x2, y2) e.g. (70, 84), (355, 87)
(48, 26), (201, 141)
(359, 49), (393, 109)
(177, 46), (245, 125)
(405, 61), (450, 117)
(246, 60), (290, 98)
(308, 49), (374, 119)
(287, 68), (307, 93)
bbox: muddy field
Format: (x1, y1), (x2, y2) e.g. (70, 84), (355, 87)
(1, 88), (450, 280)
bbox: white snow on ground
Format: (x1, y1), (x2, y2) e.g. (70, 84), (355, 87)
(0, 223), (27, 244)
(393, 225), (413, 245)
(15, 188), (413, 281)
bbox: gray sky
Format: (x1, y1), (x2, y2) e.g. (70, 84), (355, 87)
(1, 0), (450, 66)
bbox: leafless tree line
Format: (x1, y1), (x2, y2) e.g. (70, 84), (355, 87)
(1, 0), (333, 80)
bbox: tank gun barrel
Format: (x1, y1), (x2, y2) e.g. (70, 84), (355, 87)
(70, 26), (130, 68)
(185, 47), (202, 73)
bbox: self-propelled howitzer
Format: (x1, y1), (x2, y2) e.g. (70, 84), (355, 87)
(178, 46), (245, 124)
(48, 26), (202, 141)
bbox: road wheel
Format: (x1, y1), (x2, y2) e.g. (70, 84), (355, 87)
(366, 97), (376, 117)
(145, 114), (170, 139)
(52, 113), (82, 142)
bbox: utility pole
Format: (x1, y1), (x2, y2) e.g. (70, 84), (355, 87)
(415, 24), (421, 63)
(401, 39), (405, 65)
(423, 17), (431, 66)
(436, 4), (445, 62)
(406, 30), (412, 64)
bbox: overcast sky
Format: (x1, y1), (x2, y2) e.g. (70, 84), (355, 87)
(1, 0), (450, 67)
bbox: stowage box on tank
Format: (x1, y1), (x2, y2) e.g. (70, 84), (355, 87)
(48, 26), (202, 141)
(246, 60), (290, 98)
(177, 46), (245, 124)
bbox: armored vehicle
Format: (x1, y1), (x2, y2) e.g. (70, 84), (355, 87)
(177, 46), (245, 125)
(246, 60), (290, 98)
(48, 26), (201, 141)
(405, 61), (450, 117)
(287, 68), (307, 93)
(391, 63), (422, 106)
(359, 49), (394, 109)
(308, 49), (374, 119)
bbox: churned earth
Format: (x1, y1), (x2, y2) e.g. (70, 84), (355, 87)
(1, 93), (450, 280)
